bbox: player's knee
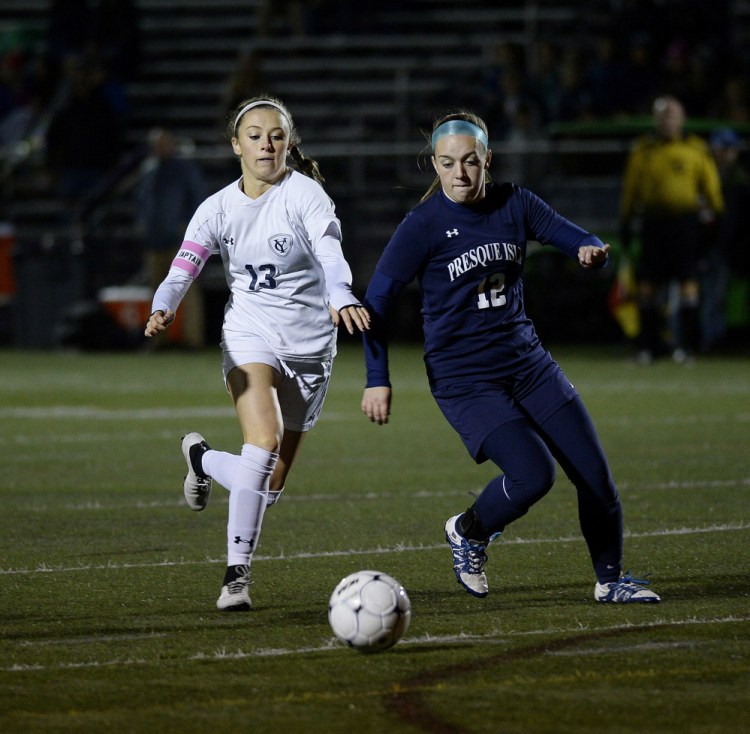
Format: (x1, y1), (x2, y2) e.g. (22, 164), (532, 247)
(243, 430), (281, 454)
(510, 454), (556, 505)
(527, 456), (556, 501)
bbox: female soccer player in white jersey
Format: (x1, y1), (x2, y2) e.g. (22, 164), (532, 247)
(361, 110), (660, 605)
(145, 96), (370, 611)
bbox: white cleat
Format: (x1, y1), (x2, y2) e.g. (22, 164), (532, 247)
(595, 573), (660, 603)
(216, 568), (252, 611)
(445, 514), (490, 598)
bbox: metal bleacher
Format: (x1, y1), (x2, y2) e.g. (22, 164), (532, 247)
(1, 0), (626, 348)
(1, 1), (613, 252)
(124, 0), (618, 282)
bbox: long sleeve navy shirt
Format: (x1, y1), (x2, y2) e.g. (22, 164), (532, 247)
(363, 183), (605, 390)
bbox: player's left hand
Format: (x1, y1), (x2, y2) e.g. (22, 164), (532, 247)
(331, 304), (371, 334)
(578, 243), (610, 268)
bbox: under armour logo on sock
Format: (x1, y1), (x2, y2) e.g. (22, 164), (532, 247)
(233, 536), (255, 550)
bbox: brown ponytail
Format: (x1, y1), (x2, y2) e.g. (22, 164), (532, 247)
(289, 145), (325, 185)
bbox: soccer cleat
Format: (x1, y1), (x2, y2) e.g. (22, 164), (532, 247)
(445, 514), (491, 598)
(266, 487), (285, 508)
(216, 566), (252, 611)
(672, 348), (695, 366)
(635, 349), (654, 365)
(594, 572), (661, 603)
(181, 432), (212, 511)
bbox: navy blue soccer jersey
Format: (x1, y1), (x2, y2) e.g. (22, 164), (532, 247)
(363, 183), (605, 387)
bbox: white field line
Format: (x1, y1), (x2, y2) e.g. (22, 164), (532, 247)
(1, 521), (748, 577)
(9, 476), (749, 514)
(0, 406), (356, 422)
(4, 614), (749, 673)
(19, 632), (169, 647)
(2, 405), (749, 426)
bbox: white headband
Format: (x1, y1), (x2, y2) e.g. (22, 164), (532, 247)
(233, 100), (289, 132)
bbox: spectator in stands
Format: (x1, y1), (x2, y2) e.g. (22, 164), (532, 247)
(87, 0), (141, 120)
(619, 95), (724, 363)
(658, 38), (717, 118)
(476, 41), (534, 136)
(585, 31), (627, 117)
(88, 0), (141, 84)
(135, 128), (208, 348)
(495, 101), (546, 191)
(530, 40), (561, 126)
(0, 50), (55, 158)
(44, 53), (124, 213)
(713, 75), (750, 126)
(702, 127), (750, 350)
(555, 50), (594, 123)
(45, 0), (91, 75)
(619, 33), (659, 116)
(218, 48), (265, 135)
(257, 0), (339, 37)
(0, 49), (25, 121)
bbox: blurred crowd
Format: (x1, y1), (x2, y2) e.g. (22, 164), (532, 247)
(0, 0), (141, 212)
(459, 0), (747, 142)
(2, 1), (749, 156)
(1, 0), (749, 350)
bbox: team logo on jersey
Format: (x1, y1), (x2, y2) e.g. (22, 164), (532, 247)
(446, 228), (459, 238)
(268, 233), (293, 256)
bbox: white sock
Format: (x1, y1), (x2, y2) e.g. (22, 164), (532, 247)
(205, 450), (284, 507)
(202, 449), (238, 490)
(226, 444), (278, 567)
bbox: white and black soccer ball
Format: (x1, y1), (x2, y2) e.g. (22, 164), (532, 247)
(328, 570), (411, 653)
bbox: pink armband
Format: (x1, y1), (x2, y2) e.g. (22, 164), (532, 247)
(171, 240), (211, 278)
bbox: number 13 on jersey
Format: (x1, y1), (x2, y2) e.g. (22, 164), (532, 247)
(245, 263), (278, 291)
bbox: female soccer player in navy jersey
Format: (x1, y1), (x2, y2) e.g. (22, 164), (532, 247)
(361, 110), (660, 604)
(145, 96), (370, 611)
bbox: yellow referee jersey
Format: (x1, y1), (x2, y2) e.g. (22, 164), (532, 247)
(620, 133), (724, 219)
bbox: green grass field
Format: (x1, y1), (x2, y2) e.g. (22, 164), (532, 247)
(1, 342), (749, 733)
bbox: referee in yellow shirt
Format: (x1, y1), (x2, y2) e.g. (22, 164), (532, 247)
(619, 95), (724, 362)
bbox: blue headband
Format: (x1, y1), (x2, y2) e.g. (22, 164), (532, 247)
(431, 120), (489, 150)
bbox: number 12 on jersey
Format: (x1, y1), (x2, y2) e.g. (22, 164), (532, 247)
(477, 273), (506, 309)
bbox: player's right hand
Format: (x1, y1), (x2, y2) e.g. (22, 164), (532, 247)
(144, 309), (175, 337)
(361, 386), (391, 425)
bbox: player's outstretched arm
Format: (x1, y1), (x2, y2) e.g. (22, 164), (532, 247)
(361, 386), (391, 425)
(144, 309), (175, 337)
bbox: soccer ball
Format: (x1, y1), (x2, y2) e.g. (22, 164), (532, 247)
(328, 570), (411, 653)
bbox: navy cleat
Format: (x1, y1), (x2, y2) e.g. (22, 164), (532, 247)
(594, 572), (660, 603)
(445, 514), (496, 598)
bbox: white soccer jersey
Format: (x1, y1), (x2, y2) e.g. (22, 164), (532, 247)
(152, 170), (358, 361)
